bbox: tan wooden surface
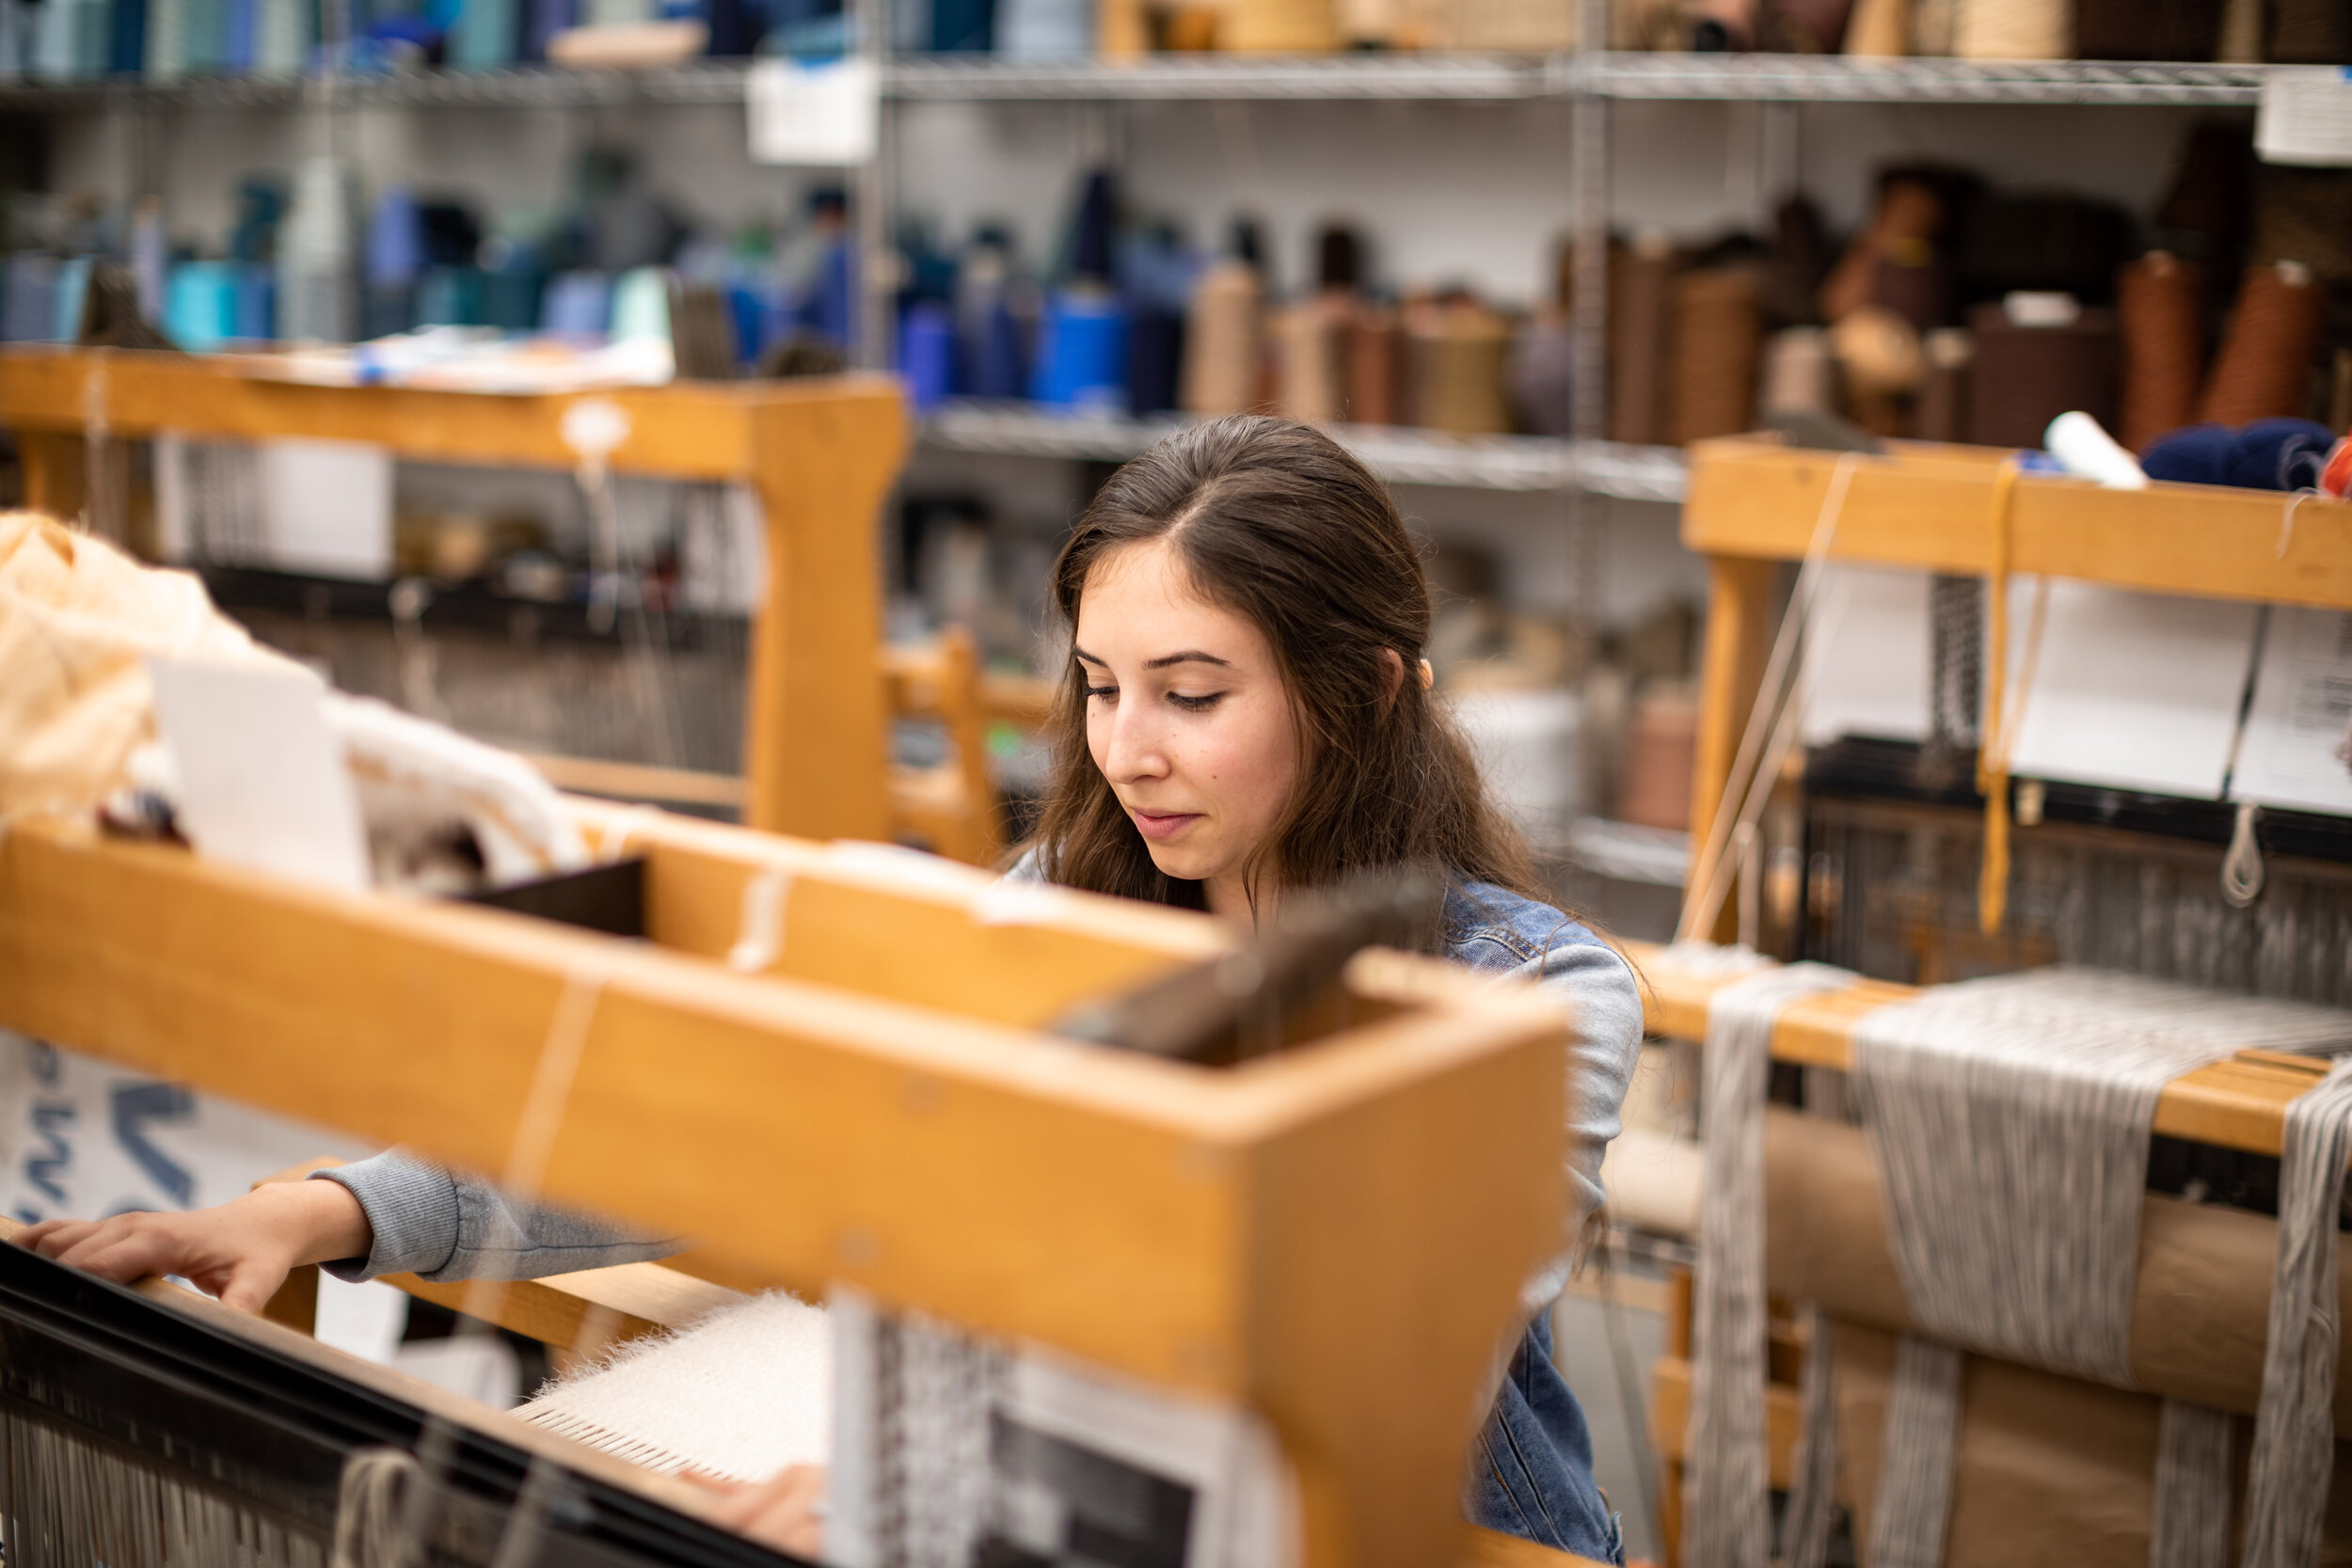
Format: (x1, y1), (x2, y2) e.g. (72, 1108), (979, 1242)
(1649, 1353), (1802, 1486)
(1682, 435), (2352, 611)
(1625, 940), (2330, 1157)
(0, 347), (904, 846)
(1458, 1526), (1610, 1568)
(1684, 554), (1778, 942)
(0, 805), (1567, 1568)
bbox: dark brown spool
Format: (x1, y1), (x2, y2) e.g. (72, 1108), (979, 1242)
(1671, 267), (1766, 445)
(2269, 0), (2352, 62)
(1609, 238), (1679, 447)
(2074, 0), (2221, 59)
(2254, 166), (2352, 291)
(1916, 328), (1973, 442)
(2118, 252), (2205, 452)
(1821, 177), (1946, 325)
(1871, 248), (1952, 332)
(2200, 262), (2327, 426)
(1965, 302), (2122, 451)
(1347, 306), (1403, 427)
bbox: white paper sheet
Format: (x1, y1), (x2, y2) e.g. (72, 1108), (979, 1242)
(259, 437), (394, 580)
(2259, 67), (2352, 168)
(747, 56), (879, 166)
(1802, 564), (1931, 746)
(147, 656), (371, 892)
(2231, 606), (2352, 816)
(2003, 581), (2262, 800)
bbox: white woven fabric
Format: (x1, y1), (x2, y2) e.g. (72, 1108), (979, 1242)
(519, 1292), (833, 1482)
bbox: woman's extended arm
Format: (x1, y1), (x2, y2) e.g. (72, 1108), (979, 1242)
(15, 1149), (682, 1309)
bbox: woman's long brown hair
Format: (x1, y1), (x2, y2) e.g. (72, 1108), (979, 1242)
(1025, 414), (1538, 911)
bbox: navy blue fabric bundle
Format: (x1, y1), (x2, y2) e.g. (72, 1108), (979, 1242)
(2141, 419), (2341, 492)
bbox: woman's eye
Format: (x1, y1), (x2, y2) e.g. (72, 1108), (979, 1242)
(1168, 692), (1225, 712)
(1084, 685), (1118, 702)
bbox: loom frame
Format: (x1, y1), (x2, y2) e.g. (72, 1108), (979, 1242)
(0, 797), (1574, 1568)
(0, 346), (905, 846)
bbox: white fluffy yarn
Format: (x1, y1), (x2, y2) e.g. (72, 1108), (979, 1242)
(519, 1292), (833, 1482)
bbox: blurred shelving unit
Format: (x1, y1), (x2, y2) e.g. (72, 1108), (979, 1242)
(919, 399), (1690, 501)
(1576, 52), (2276, 104)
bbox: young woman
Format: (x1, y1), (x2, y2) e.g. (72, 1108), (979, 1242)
(20, 414), (1643, 1563)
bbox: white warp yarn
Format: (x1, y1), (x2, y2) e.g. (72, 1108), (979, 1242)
(519, 1291), (833, 1482)
(1681, 958), (1854, 1568)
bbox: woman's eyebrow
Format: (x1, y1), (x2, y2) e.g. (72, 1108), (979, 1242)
(1072, 647), (1104, 665)
(1144, 651), (1232, 670)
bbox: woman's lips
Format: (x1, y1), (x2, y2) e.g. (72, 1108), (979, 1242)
(1129, 808), (1202, 842)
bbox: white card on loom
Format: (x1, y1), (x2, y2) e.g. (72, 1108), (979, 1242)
(2001, 581), (2262, 800)
(1800, 564), (1931, 745)
(2231, 606), (2352, 816)
(147, 656), (372, 893)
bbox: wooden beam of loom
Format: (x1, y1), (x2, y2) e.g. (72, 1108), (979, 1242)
(0, 807), (1567, 1568)
(1680, 435), (2352, 612)
(1621, 940), (2333, 1158)
(0, 347), (904, 846)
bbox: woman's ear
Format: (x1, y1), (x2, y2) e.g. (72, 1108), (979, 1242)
(1380, 648), (1406, 709)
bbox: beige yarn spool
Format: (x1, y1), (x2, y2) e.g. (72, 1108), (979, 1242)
(1225, 0), (1338, 49)
(1182, 260), (1264, 419)
(1909, 0), (1956, 50)
(1761, 327), (1836, 417)
(1405, 300), (1512, 436)
(1843, 0), (1910, 55)
(1401, 0), (1576, 49)
(1953, 0), (2069, 57)
(1831, 304), (1925, 436)
(2216, 0), (2262, 57)
(1275, 294), (1351, 425)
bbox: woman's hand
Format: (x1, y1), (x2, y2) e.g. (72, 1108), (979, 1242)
(12, 1178), (373, 1313)
(682, 1465), (827, 1559)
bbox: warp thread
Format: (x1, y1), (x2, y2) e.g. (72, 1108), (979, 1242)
(2152, 1400), (2233, 1568)
(1865, 1337), (1963, 1568)
(1845, 971), (2352, 1568)
(1779, 1306), (1841, 1568)
(2120, 252), (2206, 452)
(2242, 1057), (2352, 1568)
(2201, 262), (2325, 427)
(1680, 959), (1856, 1568)
(1671, 269), (1765, 445)
(331, 1448), (420, 1568)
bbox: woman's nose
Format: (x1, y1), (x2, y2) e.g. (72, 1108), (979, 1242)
(1102, 706), (1170, 782)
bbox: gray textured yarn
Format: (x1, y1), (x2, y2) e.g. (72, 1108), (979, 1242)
(2242, 1056), (2352, 1568)
(1681, 958), (1854, 1568)
(1864, 1337), (1963, 1568)
(1851, 968), (2352, 1382)
(333, 1447), (421, 1568)
(1780, 1304), (1841, 1568)
(1849, 968), (2352, 1568)
(2153, 1400), (2234, 1568)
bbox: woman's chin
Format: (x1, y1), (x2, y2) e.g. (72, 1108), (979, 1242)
(1142, 841), (1218, 884)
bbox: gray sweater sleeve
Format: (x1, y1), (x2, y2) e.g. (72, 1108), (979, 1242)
(310, 1152), (683, 1283)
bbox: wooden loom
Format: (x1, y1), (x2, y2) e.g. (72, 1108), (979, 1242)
(1651, 433), (2352, 1562)
(0, 346), (904, 847)
(0, 792), (1588, 1568)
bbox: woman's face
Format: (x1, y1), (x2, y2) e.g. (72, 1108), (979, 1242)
(1074, 539), (1300, 906)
